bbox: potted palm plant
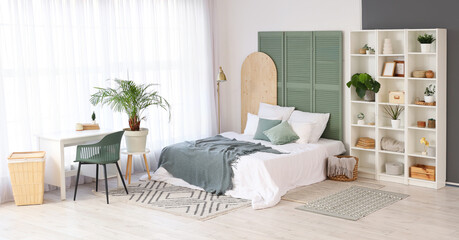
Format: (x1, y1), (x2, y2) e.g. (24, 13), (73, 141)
(417, 34), (436, 53)
(346, 73), (380, 101)
(90, 79), (170, 152)
(383, 105), (405, 129)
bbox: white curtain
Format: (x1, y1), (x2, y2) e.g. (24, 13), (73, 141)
(0, 0), (217, 203)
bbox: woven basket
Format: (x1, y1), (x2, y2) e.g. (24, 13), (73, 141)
(328, 155), (359, 182)
(8, 151), (46, 206)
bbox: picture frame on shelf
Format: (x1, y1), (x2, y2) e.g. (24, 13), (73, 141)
(382, 62), (396, 77)
(394, 60), (405, 77)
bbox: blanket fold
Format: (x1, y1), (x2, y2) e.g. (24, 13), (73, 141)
(158, 135), (283, 195)
(327, 156), (356, 179)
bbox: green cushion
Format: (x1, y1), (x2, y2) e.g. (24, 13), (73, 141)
(253, 118), (282, 141)
(263, 121), (299, 145)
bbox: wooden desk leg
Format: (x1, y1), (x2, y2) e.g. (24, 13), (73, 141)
(128, 155), (132, 184)
(143, 154), (151, 180)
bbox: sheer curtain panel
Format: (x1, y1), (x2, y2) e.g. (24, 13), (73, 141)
(0, 0), (217, 203)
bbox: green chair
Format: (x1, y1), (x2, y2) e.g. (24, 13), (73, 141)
(73, 131), (128, 204)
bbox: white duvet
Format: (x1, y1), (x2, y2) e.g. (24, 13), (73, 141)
(151, 132), (345, 209)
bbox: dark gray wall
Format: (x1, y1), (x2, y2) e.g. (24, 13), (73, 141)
(362, 0), (459, 183)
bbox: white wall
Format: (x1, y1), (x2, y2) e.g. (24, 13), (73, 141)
(214, 0), (361, 149)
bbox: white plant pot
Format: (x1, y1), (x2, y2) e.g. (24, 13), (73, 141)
(124, 128), (149, 153)
(421, 43), (432, 53)
(357, 119), (365, 125)
(366, 50), (370, 55)
(424, 95), (435, 103)
(391, 119), (401, 129)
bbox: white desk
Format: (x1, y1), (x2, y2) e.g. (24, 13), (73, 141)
(38, 129), (119, 200)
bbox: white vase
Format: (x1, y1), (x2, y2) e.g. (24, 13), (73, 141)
(391, 119), (401, 129)
(421, 44), (432, 53)
(124, 128), (149, 152)
(424, 95), (435, 103)
(357, 119), (365, 125)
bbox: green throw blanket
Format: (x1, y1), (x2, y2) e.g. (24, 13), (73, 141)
(158, 135), (283, 195)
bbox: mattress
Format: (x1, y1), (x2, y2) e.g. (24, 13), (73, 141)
(151, 132), (345, 209)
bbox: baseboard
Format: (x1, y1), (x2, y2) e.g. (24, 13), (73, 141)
(446, 182), (459, 187)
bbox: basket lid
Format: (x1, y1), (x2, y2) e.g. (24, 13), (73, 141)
(8, 151), (46, 160)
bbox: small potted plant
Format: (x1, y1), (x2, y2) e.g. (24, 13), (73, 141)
(424, 84), (436, 103)
(420, 137), (429, 155)
(90, 79), (170, 152)
(417, 34), (436, 53)
(366, 47), (375, 55)
(357, 112), (365, 125)
(359, 44), (369, 54)
(382, 105), (405, 129)
(346, 73), (380, 101)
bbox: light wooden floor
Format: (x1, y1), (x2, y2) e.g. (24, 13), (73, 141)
(1, 174), (459, 240)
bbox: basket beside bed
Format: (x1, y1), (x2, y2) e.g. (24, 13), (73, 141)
(328, 155), (359, 182)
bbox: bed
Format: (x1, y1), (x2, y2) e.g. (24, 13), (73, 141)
(153, 132), (345, 209)
(153, 49), (344, 209)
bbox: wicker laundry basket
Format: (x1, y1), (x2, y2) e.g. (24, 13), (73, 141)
(8, 151), (46, 206)
(328, 155), (359, 182)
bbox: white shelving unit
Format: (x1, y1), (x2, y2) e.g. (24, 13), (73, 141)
(348, 29), (446, 189)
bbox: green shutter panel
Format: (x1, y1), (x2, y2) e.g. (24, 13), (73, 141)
(284, 32), (313, 112)
(313, 31), (342, 140)
(258, 32), (285, 106)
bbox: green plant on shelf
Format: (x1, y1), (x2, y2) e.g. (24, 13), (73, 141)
(382, 105), (405, 120)
(362, 44), (369, 50)
(424, 84), (436, 96)
(417, 34), (436, 44)
(346, 73), (380, 99)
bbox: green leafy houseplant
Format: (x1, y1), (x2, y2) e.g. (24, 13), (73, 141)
(417, 34), (436, 44)
(424, 84), (436, 96)
(346, 73), (381, 99)
(383, 105), (405, 120)
(90, 79), (170, 131)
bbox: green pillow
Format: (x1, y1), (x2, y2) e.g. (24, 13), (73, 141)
(263, 121), (299, 145)
(253, 118), (282, 141)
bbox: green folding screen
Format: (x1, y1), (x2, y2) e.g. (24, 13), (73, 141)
(258, 31), (342, 140)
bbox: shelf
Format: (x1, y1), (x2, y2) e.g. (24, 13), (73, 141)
(359, 167), (375, 174)
(408, 177), (435, 183)
(351, 147), (375, 152)
(407, 126), (436, 132)
(407, 104), (436, 109)
(380, 173), (404, 179)
(351, 100), (375, 104)
(408, 77), (436, 81)
(378, 126), (404, 131)
(408, 52), (436, 55)
(379, 102), (404, 106)
(351, 54), (375, 57)
(378, 76), (405, 79)
(379, 54), (404, 57)
(379, 150), (405, 156)
(351, 124), (375, 128)
(407, 152), (436, 159)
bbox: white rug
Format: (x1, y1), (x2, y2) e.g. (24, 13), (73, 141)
(296, 186), (409, 221)
(105, 181), (251, 221)
(282, 179), (385, 204)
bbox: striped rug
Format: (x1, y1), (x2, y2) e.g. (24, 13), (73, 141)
(107, 181), (251, 220)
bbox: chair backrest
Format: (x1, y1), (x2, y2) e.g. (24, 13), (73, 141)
(76, 131), (124, 163)
(98, 131), (125, 162)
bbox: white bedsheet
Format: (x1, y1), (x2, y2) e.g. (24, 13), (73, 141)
(151, 132), (345, 209)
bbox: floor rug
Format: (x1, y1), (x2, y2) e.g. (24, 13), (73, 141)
(296, 186), (409, 221)
(282, 179), (385, 204)
(105, 181), (251, 221)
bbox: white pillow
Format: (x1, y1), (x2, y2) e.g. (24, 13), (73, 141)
(244, 113), (259, 135)
(258, 103), (295, 122)
(290, 122), (315, 144)
(288, 110), (330, 143)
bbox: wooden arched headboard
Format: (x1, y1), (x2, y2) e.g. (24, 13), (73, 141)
(241, 52), (277, 132)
